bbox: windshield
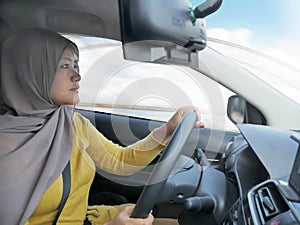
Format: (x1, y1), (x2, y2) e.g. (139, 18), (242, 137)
(196, 0), (300, 104)
(66, 35), (237, 131)
(65, 0), (300, 132)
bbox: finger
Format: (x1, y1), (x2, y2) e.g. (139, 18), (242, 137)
(147, 213), (154, 224)
(196, 121), (205, 128)
(178, 106), (203, 127)
(128, 215), (154, 225)
(142, 213), (154, 225)
(193, 108), (202, 121)
(123, 205), (135, 215)
(192, 108), (205, 128)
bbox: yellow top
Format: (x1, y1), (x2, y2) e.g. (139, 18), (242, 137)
(25, 113), (164, 225)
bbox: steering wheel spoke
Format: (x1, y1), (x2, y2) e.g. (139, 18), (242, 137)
(130, 111), (197, 218)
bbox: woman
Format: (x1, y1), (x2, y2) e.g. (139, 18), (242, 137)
(0, 28), (204, 225)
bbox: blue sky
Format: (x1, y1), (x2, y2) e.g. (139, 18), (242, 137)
(190, 0), (300, 45)
(187, 0), (300, 106)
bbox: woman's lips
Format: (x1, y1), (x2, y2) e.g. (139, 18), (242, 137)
(70, 86), (80, 92)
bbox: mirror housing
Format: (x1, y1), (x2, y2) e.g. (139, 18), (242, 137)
(119, 0), (222, 66)
(227, 95), (267, 125)
(120, 0), (207, 51)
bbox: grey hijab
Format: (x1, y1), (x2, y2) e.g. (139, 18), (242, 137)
(0, 29), (77, 225)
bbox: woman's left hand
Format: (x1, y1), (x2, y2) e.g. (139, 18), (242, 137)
(153, 106), (205, 145)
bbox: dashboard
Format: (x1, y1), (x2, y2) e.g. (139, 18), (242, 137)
(247, 135), (300, 225)
(222, 125), (300, 225)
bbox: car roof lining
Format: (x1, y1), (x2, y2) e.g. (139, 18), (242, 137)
(0, 0), (121, 41)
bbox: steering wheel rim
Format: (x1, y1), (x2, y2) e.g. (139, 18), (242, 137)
(130, 111), (197, 218)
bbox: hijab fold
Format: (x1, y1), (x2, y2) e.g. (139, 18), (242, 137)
(0, 28), (77, 225)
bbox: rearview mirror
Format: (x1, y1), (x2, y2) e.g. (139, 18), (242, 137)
(119, 0), (222, 66)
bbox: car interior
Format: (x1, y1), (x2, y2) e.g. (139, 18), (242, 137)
(1, 0), (300, 225)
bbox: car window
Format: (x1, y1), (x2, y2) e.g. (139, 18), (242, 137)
(208, 39), (300, 105)
(199, 0), (300, 106)
(65, 34), (238, 132)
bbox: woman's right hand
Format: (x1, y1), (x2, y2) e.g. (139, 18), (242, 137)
(104, 206), (154, 225)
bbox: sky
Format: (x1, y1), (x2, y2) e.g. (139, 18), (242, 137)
(72, 0), (300, 125)
(190, 0), (300, 48)
(188, 0), (300, 104)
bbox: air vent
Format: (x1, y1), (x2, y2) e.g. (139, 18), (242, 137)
(254, 184), (289, 224)
(258, 187), (279, 217)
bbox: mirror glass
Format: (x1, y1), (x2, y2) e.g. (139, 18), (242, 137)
(227, 95), (246, 124)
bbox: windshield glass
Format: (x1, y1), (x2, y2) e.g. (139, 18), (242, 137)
(65, 35), (237, 132)
(65, 1), (300, 132)
(196, 0), (300, 104)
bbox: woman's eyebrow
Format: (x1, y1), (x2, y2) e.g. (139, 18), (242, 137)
(62, 56), (79, 62)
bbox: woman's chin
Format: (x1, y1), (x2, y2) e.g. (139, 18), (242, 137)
(72, 96), (80, 105)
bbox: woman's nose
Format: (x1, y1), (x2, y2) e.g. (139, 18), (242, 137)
(71, 71), (81, 82)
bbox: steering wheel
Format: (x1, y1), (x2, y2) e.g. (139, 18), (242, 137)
(130, 111), (197, 218)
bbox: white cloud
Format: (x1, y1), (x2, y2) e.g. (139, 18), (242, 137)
(206, 28), (300, 104)
(70, 29), (299, 129)
(207, 28), (300, 69)
(207, 28), (253, 47)
(264, 39), (300, 70)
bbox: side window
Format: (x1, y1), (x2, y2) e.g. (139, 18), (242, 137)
(65, 35), (238, 132)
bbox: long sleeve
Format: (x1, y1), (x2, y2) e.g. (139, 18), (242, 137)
(73, 112), (165, 176)
(25, 114), (164, 225)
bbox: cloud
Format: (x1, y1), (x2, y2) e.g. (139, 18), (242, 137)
(66, 28), (299, 130)
(206, 28), (300, 104)
(207, 27), (300, 68)
(207, 28), (253, 47)
(264, 39), (300, 70)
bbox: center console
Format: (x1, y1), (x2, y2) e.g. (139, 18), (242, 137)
(247, 135), (300, 225)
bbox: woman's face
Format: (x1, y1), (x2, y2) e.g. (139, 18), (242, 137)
(50, 46), (81, 105)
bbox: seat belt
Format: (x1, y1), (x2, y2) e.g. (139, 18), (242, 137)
(52, 161), (71, 225)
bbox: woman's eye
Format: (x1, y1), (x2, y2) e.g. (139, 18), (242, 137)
(74, 64), (79, 73)
(61, 64), (69, 69)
